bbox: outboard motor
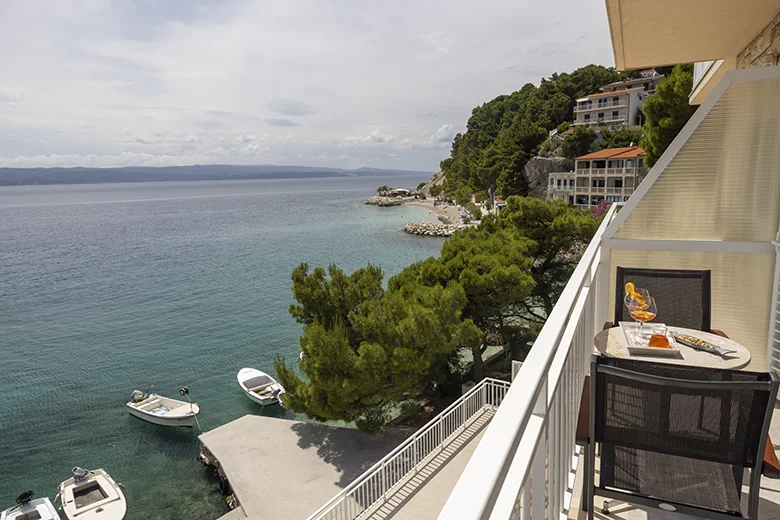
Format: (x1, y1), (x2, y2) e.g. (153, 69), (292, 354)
(16, 490), (34, 506)
(130, 389), (146, 402)
(72, 467), (90, 482)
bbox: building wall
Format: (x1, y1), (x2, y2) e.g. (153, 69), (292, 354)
(737, 11), (780, 69)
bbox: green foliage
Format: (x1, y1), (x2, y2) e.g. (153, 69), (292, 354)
(416, 182), (427, 191)
(640, 64), (696, 166)
(389, 225), (535, 379)
(489, 197), (599, 321)
(453, 184), (472, 206)
(441, 65), (621, 198)
(429, 184), (443, 199)
(599, 128), (643, 149)
(376, 185), (390, 196)
(560, 126), (597, 159)
(465, 202), (482, 221)
(276, 280), (480, 432)
(288, 263), (384, 334)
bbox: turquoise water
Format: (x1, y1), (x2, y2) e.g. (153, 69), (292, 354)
(0, 176), (444, 519)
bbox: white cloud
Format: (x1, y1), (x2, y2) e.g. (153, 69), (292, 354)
(430, 124), (455, 143)
(0, 0), (614, 170)
(342, 129), (396, 147)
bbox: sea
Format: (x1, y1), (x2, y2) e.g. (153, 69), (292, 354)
(0, 175), (444, 519)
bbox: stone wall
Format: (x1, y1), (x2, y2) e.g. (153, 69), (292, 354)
(737, 11), (780, 69)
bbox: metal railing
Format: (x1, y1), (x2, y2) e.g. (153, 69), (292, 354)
(307, 377), (511, 520)
(574, 100), (625, 112)
(439, 203), (620, 519)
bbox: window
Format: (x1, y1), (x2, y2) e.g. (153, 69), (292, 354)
(569, 179), (574, 188)
(557, 179), (562, 188)
(597, 112), (604, 120)
(612, 96), (619, 105)
(612, 111), (619, 119)
(638, 158), (644, 167)
(626, 159), (635, 168)
(623, 196), (630, 202)
(584, 114), (591, 121)
(592, 179), (605, 188)
(612, 179), (623, 188)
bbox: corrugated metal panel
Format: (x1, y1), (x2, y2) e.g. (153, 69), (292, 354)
(615, 79), (780, 242)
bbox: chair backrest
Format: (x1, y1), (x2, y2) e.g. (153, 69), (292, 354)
(592, 356), (776, 468)
(614, 267), (712, 331)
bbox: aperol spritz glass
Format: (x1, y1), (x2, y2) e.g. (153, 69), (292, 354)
(629, 294), (656, 336)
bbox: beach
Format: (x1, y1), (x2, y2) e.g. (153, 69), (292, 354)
(402, 199), (461, 224)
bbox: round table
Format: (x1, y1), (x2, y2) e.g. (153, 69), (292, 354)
(594, 326), (752, 369)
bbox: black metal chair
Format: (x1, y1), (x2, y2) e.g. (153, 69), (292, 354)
(611, 267), (725, 335)
(585, 355), (778, 520)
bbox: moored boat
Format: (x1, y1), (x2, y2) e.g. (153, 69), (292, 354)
(126, 387), (200, 427)
(237, 368), (285, 406)
(1, 491), (60, 520)
(57, 468), (126, 520)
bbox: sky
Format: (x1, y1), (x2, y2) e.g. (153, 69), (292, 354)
(0, 0), (615, 171)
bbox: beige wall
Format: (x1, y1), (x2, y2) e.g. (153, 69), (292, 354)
(737, 11), (780, 69)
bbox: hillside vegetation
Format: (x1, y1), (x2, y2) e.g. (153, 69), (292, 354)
(439, 64), (691, 202)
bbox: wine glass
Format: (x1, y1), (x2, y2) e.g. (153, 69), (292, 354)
(629, 295), (657, 336)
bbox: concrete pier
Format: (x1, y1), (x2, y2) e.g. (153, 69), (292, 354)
(199, 415), (407, 520)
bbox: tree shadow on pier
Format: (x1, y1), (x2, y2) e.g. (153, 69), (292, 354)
(290, 422), (408, 487)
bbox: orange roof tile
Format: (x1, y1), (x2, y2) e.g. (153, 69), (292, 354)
(577, 87), (644, 100)
(576, 147), (645, 160)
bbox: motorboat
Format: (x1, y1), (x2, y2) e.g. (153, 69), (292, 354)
(1, 490), (60, 520)
(237, 368), (285, 406)
(56, 468), (126, 520)
(126, 387), (200, 428)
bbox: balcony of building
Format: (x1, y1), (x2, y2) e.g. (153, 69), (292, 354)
(574, 100), (627, 113)
(437, 67), (780, 520)
(304, 69), (780, 520)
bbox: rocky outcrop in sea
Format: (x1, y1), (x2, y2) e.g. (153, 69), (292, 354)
(365, 195), (412, 206)
(404, 222), (469, 237)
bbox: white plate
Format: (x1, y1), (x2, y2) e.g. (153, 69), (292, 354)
(619, 322), (681, 357)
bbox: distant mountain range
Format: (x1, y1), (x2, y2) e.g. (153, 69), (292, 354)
(0, 165), (433, 186)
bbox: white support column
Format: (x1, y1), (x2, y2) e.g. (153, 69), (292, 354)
(767, 231), (780, 375)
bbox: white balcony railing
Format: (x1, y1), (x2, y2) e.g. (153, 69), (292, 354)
(307, 377), (511, 520)
(439, 203), (620, 519)
(574, 100), (626, 112)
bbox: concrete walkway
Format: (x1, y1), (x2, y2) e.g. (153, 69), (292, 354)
(200, 415), (407, 520)
(364, 408), (494, 520)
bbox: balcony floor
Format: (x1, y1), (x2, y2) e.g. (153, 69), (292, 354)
(569, 402), (780, 520)
(364, 408), (494, 520)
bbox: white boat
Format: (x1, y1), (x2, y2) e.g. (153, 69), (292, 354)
(126, 388), (200, 428)
(237, 368), (285, 406)
(1, 491), (60, 520)
(57, 468), (126, 520)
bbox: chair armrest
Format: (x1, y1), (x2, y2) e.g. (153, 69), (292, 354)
(764, 435), (780, 478)
(710, 329), (729, 339)
(575, 376), (590, 445)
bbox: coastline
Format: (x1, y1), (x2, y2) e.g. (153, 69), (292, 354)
(402, 199), (460, 225)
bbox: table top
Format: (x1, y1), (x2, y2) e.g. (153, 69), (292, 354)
(594, 326), (752, 370)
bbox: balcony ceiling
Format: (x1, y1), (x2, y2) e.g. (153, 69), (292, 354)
(605, 0), (780, 69)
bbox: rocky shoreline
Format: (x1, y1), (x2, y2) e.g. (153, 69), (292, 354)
(365, 195), (413, 206)
(403, 221), (469, 237)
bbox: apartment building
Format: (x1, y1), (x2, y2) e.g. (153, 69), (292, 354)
(572, 146), (646, 209)
(572, 70), (663, 129)
(546, 171), (575, 204)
